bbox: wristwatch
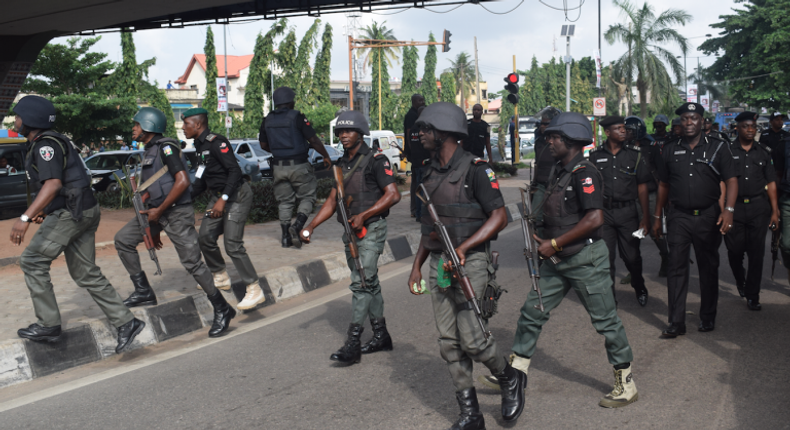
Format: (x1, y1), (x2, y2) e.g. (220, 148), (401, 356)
(725, 206), (735, 213)
(20, 214), (31, 223)
(221, 194), (229, 201)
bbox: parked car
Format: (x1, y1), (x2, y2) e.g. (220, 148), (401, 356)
(84, 150), (143, 192)
(489, 136), (534, 162)
(308, 145), (344, 179)
(229, 139), (273, 179)
(364, 130), (401, 171)
(183, 148), (263, 183)
(0, 137), (32, 211)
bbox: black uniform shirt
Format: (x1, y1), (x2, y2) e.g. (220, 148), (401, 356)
(27, 134), (97, 212)
(191, 129), (243, 198)
(403, 107), (430, 164)
(761, 128), (790, 173)
(655, 135), (737, 210)
(258, 110), (317, 144)
(533, 134), (555, 184)
(731, 140), (776, 198)
(464, 119), (490, 158)
(549, 151), (604, 214)
(147, 136), (185, 177)
(335, 142), (396, 192)
(589, 141), (652, 202)
(425, 146), (505, 214)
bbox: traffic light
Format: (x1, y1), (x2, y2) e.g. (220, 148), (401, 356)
(504, 73), (519, 105)
(442, 30), (451, 53)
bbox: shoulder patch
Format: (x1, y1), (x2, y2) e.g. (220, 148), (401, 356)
(163, 146), (174, 157)
(206, 133), (217, 142)
(472, 157), (486, 165)
(219, 141), (229, 153)
(572, 164), (586, 172)
(39, 145), (55, 161)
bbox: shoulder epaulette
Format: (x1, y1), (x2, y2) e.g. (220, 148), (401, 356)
(572, 164), (586, 172)
(471, 157), (487, 165)
(757, 141), (772, 153)
(626, 144), (641, 152)
(590, 146), (603, 152)
(206, 133), (217, 142)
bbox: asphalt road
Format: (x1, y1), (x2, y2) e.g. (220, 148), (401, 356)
(1, 224), (789, 429)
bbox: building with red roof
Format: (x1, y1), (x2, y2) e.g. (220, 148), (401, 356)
(175, 54), (254, 107)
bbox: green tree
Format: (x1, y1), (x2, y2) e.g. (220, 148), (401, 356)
(276, 30), (298, 91)
(700, 0), (790, 110)
(527, 56), (547, 112)
(605, 0), (691, 118)
(294, 19), (321, 108)
(203, 27), (223, 132)
(542, 58), (566, 109)
(369, 46), (396, 131)
(358, 21), (401, 69)
(445, 52), (478, 110)
(439, 72), (456, 103)
(244, 19), (287, 133)
(393, 45), (419, 132)
(570, 62), (595, 114)
(147, 87), (178, 139)
(311, 23), (334, 106)
(687, 65), (727, 101)
(421, 32), (439, 105)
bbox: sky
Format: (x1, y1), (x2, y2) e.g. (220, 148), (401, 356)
(53, 0), (742, 90)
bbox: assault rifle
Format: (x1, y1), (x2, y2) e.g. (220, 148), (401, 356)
(520, 187), (558, 312)
(418, 183), (490, 339)
(333, 165), (367, 289)
(127, 169), (162, 276)
(771, 223), (781, 281)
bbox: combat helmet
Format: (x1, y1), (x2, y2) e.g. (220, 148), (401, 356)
(414, 102), (468, 139)
(14, 96), (56, 130)
(624, 116), (649, 141)
(543, 112), (593, 144)
(335, 110), (370, 136)
(133, 107), (167, 134)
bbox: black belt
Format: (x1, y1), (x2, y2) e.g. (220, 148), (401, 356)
(738, 193), (766, 204)
(273, 158), (308, 166)
(673, 204), (716, 216)
(603, 199), (634, 210)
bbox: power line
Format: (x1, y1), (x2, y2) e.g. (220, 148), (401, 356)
(478, 0), (524, 15)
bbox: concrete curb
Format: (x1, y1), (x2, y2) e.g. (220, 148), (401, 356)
(0, 204), (526, 390)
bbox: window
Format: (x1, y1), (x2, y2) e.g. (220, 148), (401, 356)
(482, 90), (487, 99)
(172, 108), (189, 122)
(0, 147), (25, 175)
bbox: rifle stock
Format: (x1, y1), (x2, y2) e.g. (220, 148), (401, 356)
(128, 169), (162, 276)
(418, 183), (490, 339)
(334, 165), (367, 288)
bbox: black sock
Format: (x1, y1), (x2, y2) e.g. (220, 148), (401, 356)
(614, 363), (630, 370)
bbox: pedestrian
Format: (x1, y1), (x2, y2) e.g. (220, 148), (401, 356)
(530, 107), (562, 238)
(407, 102), (526, 429)
(258, 86), (330, 248)
(120, 142), (129, 151)
(463, 103), (493, 162)
(182, 108), (266, 311)
(724, 112), (779, 311)
(301, 111), (401, 365)
(403, 95), (429, 222)
(114, 107), (235, 338)
(11, 95), (144, 353)
(507, 112), (639, 409)
(652, 102), (738, 337)
(590, 116), (651, 306)
(166, 80), (173, 90)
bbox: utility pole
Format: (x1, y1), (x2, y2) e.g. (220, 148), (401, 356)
(378, 49), (382, 129)
(474, 37), (481, 110)
(598, 0), (602, 97)
(348, 35), (355, 110)
(223, 24), (230, 137)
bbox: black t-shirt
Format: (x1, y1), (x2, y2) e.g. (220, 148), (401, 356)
(589, 142), (652, 202)
(760, 128), (790, 173)
(258, 110), (317, 144)
(549, 152), (604, 214)
(191, 129), (243, 198)
(655, 135), (738, 210)
(335, 143), (396, 219)
(27, 134), (97, 213)
(464, 119), (490, 158)
(731, 141), (776, 198)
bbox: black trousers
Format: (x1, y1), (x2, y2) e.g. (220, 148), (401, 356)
(666, 205), (721, 324)
(724, 197), (771, 300)
(602, 203), (646, 299)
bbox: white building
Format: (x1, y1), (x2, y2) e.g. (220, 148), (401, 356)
(174, 54), (253, 107)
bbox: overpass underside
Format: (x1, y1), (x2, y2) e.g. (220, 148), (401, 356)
(0, 0), (493, 118)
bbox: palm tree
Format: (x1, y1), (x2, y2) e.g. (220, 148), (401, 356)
(444, 52), (479, 110)
(357, 21), (400, 69)
(688, 65), (727, 101)
(605, 0), (691, 118)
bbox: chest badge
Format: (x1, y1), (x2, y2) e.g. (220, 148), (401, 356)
(674, 150), (686, 155)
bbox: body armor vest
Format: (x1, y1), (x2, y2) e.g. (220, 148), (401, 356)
(337, 151), (386, 224)
(141, 137), (192, 208)
(264, 108), (309, 160)
(420, 152), (491, 252)
(543, 160), (602, 258)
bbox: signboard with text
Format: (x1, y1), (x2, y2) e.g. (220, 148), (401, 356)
(216, 78), (228, 112)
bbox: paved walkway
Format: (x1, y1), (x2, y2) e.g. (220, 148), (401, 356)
(0, 170), (531, 342)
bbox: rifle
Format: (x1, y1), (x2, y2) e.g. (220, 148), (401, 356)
(520, 188), (558, 312)
(771, 223), (781, 281)
(418, 183), (490, 339)
(127, 168), (162, 276)
(333, 165), (367, 289)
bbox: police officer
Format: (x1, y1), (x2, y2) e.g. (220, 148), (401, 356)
(259, 86), (331, 248)
(670, 117), (682, 138)
(510, 112), (638, 409)
(403, 93), (427, 221)
(183, 108), (265, 311)
(530, 107), (562, 237)
(463, 103), (493, 161)
(407, 102), (526, 429)
(725, 112), (779, 310)
(11, 96), (144, 353)
(760, 112), (789, 174)
(300, 111), (401, 365)
(590, 116), (651, 306)
(652, 102), (738, 337)
(115, 107), (235, 338)
(705, 118), (730, 142)
(651, 114), (670, 146)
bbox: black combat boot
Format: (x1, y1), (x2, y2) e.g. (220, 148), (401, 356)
(361, 317), (393, 354)
(123, 272), (157, 307)
(207, 290), (236, 337)
(496, 362), (527, 422)
(289, 213), (309, 249)
(450, 387), (485, 430)
(281, 223), (293, 248)
(330, 323), (363, 365)
(116, 318), (146, 353)
(17, 323), (61, 342)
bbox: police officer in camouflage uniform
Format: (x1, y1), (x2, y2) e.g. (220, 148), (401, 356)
(182, 108), (265, 311)
(114, 107), (235, 338)
(258, 87), (331, 248)
(11, 96), (144, 353)
(301, 111), (401, 366)
(407, 102), (526, 429)
(510, 112), (638, 408)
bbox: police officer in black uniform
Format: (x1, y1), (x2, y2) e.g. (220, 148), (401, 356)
(652, 102), (739, 337)
(403, 93), (427, 221)
(259, 86), (331, 248)
(705, 118), (730, 142)
(183, 108), (265, 311)
(115, 107), (235, 338)
(530, 107), (562, 237)
(760, 112), (789, 174)
(651, 114), (670, 146)
(724, 112), (779, 310)
(11, 96), (144, 353)
(463, 103), (493, 162)
(590, 116), (651, 306)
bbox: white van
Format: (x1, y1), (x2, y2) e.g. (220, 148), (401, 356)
(363, 130), (402, 172)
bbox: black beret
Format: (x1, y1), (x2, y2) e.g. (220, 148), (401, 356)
(599, 116), (625, 128)
(734, 111), (759, 122)
(770, 112), (785, 120)
(675, 102), (705, 116)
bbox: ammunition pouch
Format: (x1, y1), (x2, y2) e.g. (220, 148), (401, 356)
(480, 278), (506, 320)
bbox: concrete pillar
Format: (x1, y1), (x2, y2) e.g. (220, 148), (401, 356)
(0, 32), (60, 122)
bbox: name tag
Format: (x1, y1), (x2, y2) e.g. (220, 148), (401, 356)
(674, 150), (686, 155)
(596, 158), (608, 163)
(143, 157), (155, 166)
(732, 156), (740, 160)
(202, 150), (210, 156)
(566, 186), (573, 191)
(195, 165), (205, 178)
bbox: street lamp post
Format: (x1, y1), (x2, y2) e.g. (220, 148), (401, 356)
(678, 34), (711, 101)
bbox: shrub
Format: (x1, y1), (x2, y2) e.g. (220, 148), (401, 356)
(490, 162), (518, 176)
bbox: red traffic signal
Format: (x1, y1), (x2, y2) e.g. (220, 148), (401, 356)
(505, 73), (519, 84)
(504, 73), (519, 105)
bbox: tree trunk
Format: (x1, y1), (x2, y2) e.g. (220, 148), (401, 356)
(637, 74), (647, 119)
